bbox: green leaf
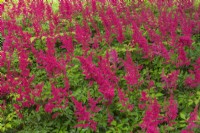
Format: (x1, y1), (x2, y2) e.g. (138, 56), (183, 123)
(179, 123), (187, 128)
(30, 37), (36, 43)
(188, 99), (194, 106)
(41, 36), (47, 41)
(111, 120), (117, 126)
(106, 131), (112, 133)
(5, 123), (12, 128)
(117, 123), (124, 128)
(155, 93), (164, 97)
(180, 112), (186, 119)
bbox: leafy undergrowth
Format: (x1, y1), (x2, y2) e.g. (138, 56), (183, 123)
(0, 0), (200, 132)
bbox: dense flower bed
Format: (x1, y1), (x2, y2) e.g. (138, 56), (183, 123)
(0, 0), (200, 132)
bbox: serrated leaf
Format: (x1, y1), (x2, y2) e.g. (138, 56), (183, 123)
(155, 93), (164, 97)
(179, 123), (187, 128)
(111, 120), (117, 126)
(194, 98), (200, 105)
(5, 123), (12, 128)
(180, 112), (186, 119)
(188, 99), (194, 106)
(41, 36), (47, 41)
(30, 37), (36, 43)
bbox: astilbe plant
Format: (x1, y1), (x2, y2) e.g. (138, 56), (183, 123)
(164, 94), (178, 126)
(161, 69), (180, 91)
(117, 88), (133, 112)
(124, 51), (141, 89)
(138, 91), (149, 110)
(78, 53), (118, 104)
(185, 57), (200, 88)
(181, 105), (199, 133)
(140, 98), (162, 133)
(0, 0), (200, 132)
(71, 96), (97, 131)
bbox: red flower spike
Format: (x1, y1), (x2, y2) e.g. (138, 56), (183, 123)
(124, 52), (141, 87)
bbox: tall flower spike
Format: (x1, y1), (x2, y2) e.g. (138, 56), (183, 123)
(140, 98), (162, 133)
(164, 94), (178, 125)
(132, 22), (149, 58)
(124, 52), (140, 87)
(72, 96), (97, 131)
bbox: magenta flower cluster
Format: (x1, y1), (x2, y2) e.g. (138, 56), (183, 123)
(1, 0), (199, 132)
